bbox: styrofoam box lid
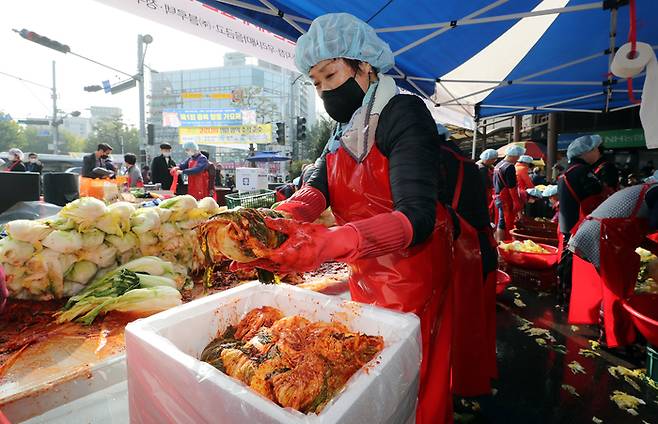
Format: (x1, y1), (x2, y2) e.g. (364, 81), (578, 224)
(126, 282), (421, 424)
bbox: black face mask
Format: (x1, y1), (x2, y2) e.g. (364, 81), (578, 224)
(320, 77), (365, 123)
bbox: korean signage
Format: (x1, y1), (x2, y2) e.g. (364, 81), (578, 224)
(162, 108), (256, 127)
(100, 0), (297, 72)
(558, 129), (646, 150)
(179, 124), (273, 145)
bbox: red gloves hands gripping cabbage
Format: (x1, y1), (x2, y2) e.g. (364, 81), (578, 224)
(231, 210), (413, 274)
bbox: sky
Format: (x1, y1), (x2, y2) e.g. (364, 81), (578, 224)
(0, 0), (239, 126)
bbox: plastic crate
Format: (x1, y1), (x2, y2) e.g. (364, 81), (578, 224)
(500, 260), (557, 292)
(648, 345), (658, 384)
(225, 189), (276, 209)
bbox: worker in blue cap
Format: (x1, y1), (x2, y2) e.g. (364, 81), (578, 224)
(515, 154), (536, 205)
(493, 144), (524, 241)
(556, 135), (605, 309)
(172, 141), (209, 200)
(239, 13), (455, 423)
(477, 149), (499, 223)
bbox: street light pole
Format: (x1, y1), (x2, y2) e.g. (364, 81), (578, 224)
(137, 35), (146, 164)
(51, 60), (59, 155)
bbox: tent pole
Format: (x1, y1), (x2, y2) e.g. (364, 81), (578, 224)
(393, 0), (509, 56)
(438, 81), (474, 118)
(547, 113), (558, 182)
(471, 119), (479, 160)
(257, 0), (306, 34)
(513, 116), (522, 142)
(609, 103), (641, 112)
(482, 119), (487, 152)
(216, 0), (312, 23)
(604, 8), (618, 112)
(436, 79), (603, 86)
(376, 2), (601, 33)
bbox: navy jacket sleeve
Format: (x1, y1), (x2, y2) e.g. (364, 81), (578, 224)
(376, 95), (441, 246)
(81, 153), (96, 178)
(504, 164), (517, 188)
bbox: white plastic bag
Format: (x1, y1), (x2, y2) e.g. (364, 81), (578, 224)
(126, 282), (420, 424)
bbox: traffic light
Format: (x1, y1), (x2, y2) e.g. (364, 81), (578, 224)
(296, 116), (307, 140)
(275, 122), (285, 145)
(16, 29), (70, 53)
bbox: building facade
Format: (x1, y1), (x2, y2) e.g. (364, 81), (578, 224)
(148, 52), (316, 164)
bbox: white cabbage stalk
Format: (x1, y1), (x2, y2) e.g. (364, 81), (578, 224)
(67, 260), (98, 284)
(139, 243), (161, 257)
(81, 230), (105, 250)
(118, 248), (139, 265)
(156, 222), (179, 241)
(197, 197), (221, 215)
(137, 274), (177, 288)
(42, 230), (83, 253)
(106, 232), (138, 254)
(63, 281), (87, 297)
(159, 195), (198, 221)
(5, 220), (53, 243)
(137, 232), (158, 246)
(131, 208), (161, 234)
(151, 207), (173, 223)
(45, 216), (77, 231)
(114, 256), (176, 276)
(108, 202), (136, 231)
(42, 249), (77, 297)
(60, 197), (108, 231)
(0, 238), (35, 266)
(80, 243), (117, 268)
(95, 212), (123, 236)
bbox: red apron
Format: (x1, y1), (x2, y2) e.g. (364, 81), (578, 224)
(580, 183), (654, 347)
(326, 145), (453, 424)
(557, 165), (607, 323)
(443, 148), (492, 397)
(493, 167), (517, 241)
(186, 157), (209, 200)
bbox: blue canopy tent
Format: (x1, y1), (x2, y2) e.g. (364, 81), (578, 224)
(104, 0), (658, 161)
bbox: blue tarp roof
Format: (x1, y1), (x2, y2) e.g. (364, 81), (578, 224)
(197, 0), (658, 120)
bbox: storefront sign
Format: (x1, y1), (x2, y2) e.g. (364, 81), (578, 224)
(179, 124), (272, 145)
(558, 129), (646, 150)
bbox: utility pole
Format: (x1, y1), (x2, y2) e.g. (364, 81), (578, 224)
(137, 35), (147, 165)
(51, 60), (59, 154)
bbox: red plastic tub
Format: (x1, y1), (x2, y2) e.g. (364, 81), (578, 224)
(497, 243), (559, 270)
(496, 270), (512, 295)
(622, 293), (658, 346)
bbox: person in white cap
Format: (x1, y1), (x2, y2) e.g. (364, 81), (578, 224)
(172, 141), (209, 200)
(237, 13), (454, 423)
(515, 154), (536, 207)
(477, 149), (498, 223)
(493, 145), (524, 241)
(6, 148), (26, 172)
(556, 135), (605, 309)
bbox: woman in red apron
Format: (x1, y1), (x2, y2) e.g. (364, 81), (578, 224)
(174, 141), (209, 200)
(556, 135), (605, 309)
(441, 142), (497, 396)
(515, 155), (535, 205)
(241, 13), (455, 423)
(569, 183), (658, 347)
(477, 149), (498, 224)
(493, 146), (524, 242)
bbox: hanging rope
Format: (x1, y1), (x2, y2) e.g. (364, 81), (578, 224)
(626, 0), (642, 104)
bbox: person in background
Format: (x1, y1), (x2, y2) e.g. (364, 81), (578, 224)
(556, 135), (604, 309)
(5, 148), (26, 172)
(123, 153), (143, 188)
(476, 149), (498, 223)
(493, 145), (524, 241)
(82, 143), (114, 178)
(592, 147), (619, 196)
(515, 154), (535, 205)
(641, 160), (655, 178)
(627, 174), (641, 186)
(200, 150), (216, 200)
(225, 174), (235, 190)
(173, 141), (209, 200)
(151, 143), (177, 190)
(25, 153), (43, 173)
(543, 185), (559, 222)
(568, 182), (658, 348)
(532, 167), (547, 185)
(141, 166), (151, 185)
(215, 165), (223, 188)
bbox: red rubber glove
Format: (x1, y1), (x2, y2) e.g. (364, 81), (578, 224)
(233, 218), (360, 273)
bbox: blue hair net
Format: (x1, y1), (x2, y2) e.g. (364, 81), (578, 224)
(505, 145), (525, 157)
(567, 134), (602, 161)
(480, 149), (498, 161)
(644, 170), (658, 183)
(294, 13), (395, 74)
(182, 141), (199, 152)
(542, 185), (558, 197)
(518, 155), (534, 164)
(526, 188), (543, 198)
(436, 123), (451, 139)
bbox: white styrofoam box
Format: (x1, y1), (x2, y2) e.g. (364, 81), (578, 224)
(126, 282), (421, 424)
(235, 167), (260, 192)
